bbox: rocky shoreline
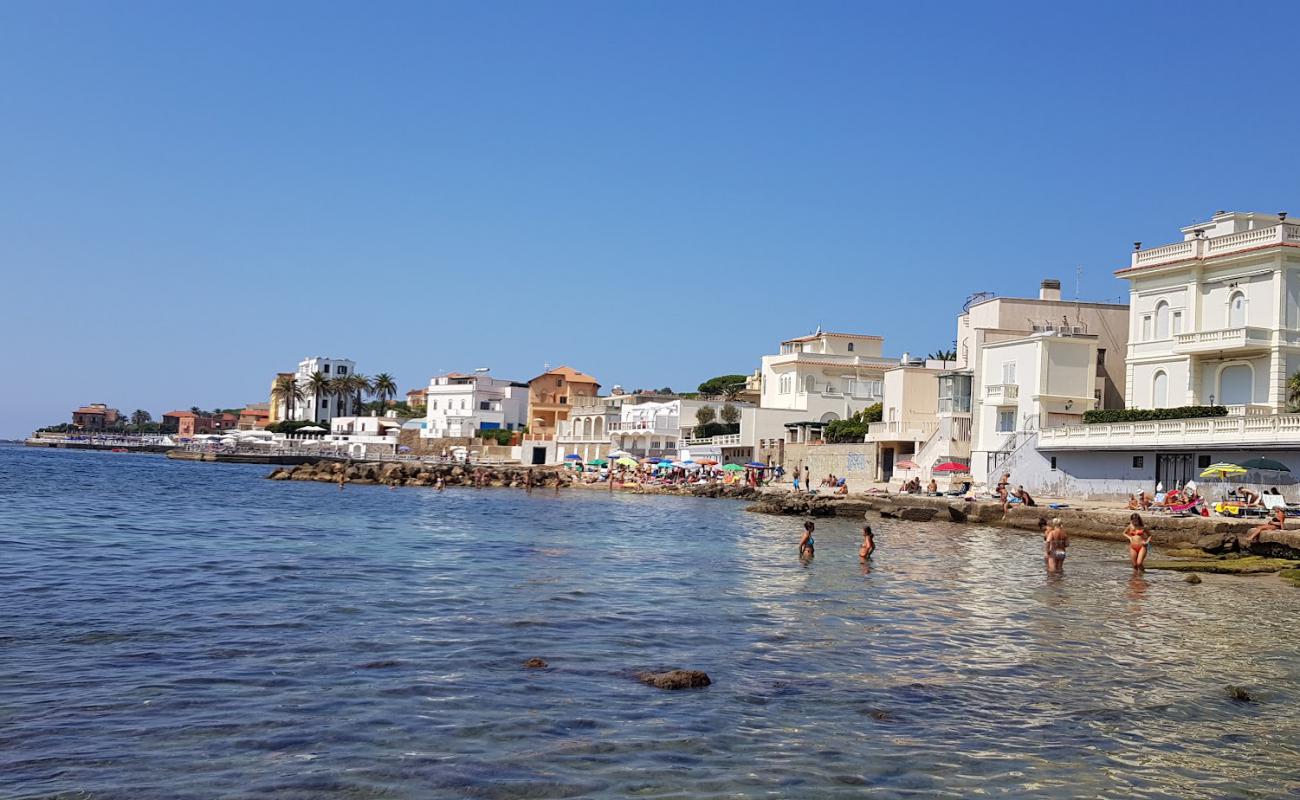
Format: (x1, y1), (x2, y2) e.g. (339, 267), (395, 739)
(268, 459), (1300, 561)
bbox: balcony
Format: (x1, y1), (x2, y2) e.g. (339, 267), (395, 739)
(1171, 327), (1271, 355)
(610, 417), (679, 434)
(683, 433), (744, 447)
(1038, 412), (1300, 450)
(985, 384), (1020, 401)
(1131, 223), (1300, 270)
(867, 420), (939, 442)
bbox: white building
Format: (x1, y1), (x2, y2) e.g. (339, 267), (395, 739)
(971, 331), (1099, 483)
(1120, 210), (1300, 413)
(556, 395), (622, 462)
(295, 356), (357, 422)
(1010, 211), (1300, 499)
(328, 414), (402, 459)
(421, 370), (528, 440)
(759, 329), (894, 422)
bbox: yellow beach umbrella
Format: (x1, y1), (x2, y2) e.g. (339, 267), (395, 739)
(1200, 463), (1246, 479)
(615, 457), (639, 467)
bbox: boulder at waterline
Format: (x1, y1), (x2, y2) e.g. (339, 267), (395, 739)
(637, 669), (711, 690)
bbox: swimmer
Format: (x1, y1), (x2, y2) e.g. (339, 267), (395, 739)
(858, 525), (875, 560)
(799, 520), (815, 558)
(1044, 517), (1068, 574)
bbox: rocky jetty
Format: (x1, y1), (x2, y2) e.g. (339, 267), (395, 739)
(267, 459), (761, 499)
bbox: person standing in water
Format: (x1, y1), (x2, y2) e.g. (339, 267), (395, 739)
(799, 520), (815, 559)
(858, 525), (875, 560)
(1044, 517), (1068, 574)
(1122, 513), (1151, 570)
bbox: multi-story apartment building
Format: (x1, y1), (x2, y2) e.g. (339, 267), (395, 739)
(421, 370), (528, 439)
(526, 366), (600, 437)
(758, 330), (894, 422)
(556, 395), (624, 462)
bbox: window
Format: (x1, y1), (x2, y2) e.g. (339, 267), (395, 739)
(1229, 291), (1246, 328)
(996, 410), (1015, 433)
(1097, 348), (1106, 366)
(1198, 455), (1211, 469)
(1050, 456), (1057, 471)
(560, 396), (567, 404)
(1141, 316), (1152, 341)
(844, 378), (856, 395)
(1152, 370), (1168, 409)
(1155, 301), (1170, 339)
(430, 400), (437, 410)
(847, 342), (855, 352)
(1172, 311), (1182, 335)
(803, 375), (815, 393)
(338, 366), (348, 375)
(321, 399), (328, 410)
(479, 401), (490, 410)
(1001, 361), (1016, 385)
(323, 364), (330, 373)
(1133, 456), (1144, 469)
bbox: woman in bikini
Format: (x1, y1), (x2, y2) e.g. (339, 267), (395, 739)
(1122, 513), (1151, 569)
(858, 525), (875, 560)
(1044, 517), (1068, 574)
(1247, 507), (1286, 546)
(799, 520), (815, 559)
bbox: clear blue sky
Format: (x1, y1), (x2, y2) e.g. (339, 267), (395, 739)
(2, 1), (1296, 437)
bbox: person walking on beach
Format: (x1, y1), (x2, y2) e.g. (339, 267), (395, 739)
(1122, 513), (1151, 570)
(1044, 517), (1068, 574)
(997, 472), (1011, 516)
(804, 466), (811, 493)
(859, 525), (875, 560)
(799, 520), (815, 559)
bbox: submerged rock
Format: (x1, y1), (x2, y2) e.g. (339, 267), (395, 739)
(637, 669), (711, 690)
(1226, 685), (1255, 702)
(1184, 574), (1203, 584)
(524, 657), (548, 669)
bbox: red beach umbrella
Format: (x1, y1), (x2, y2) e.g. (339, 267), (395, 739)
(932, 462), (970, 473)
(895, 460), (919, 470)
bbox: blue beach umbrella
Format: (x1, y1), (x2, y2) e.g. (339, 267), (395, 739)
(564, 454), (582, 460)
(745, 462), (770, 469)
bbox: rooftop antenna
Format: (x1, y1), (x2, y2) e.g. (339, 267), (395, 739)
(1075, 265), (1083, 324)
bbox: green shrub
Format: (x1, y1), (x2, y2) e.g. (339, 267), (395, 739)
(478, 429), (513, 446)
(691, 422), (740, 439)
(823, 404), (882, 443)
(1082, 406), (1227, 424)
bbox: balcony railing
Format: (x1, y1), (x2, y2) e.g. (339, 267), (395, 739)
(1172, 326), (1270, 354)
(609, 417), (679, 434)
(682, 433), (743, 447)
(985, 384), (1020, 401)
(1039, 412), (1300, 449)
(1131, 223), (1300, 269)
(867, 420), (939, 441)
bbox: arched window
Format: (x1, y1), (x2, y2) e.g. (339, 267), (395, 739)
(847, 342), (855, 352)
(1152, 370), (1168, 408)
(594, 416), (604, 437)
(803, 375), (815, 393)
(1154, 301), (1170, 340)
(1219, 363), (1253, 405)
(1229, 291), (1246, 328)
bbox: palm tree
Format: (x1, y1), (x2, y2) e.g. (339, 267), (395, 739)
(927, 349), (957, 366)
(305, 371), (332, 422)
(272, 375), (305, 422)
(340, 373), (370, 416)
(1287, 370), (1300, 412)
(371, 373), (398, 410)
(328, 376), (349, 416)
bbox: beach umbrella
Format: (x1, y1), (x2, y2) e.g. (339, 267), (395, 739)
(680, 460), (695, 466)
(398, 445), (411, 453)
(895, 459), (919, 470)
(615, 457), (639, 467)
(588, 458), (608, 466)
(1200, 462), (1246, 479)
(608, 450), (633, 458)
(932, 461), (969, 473)
(721, 463), (745, 472)
(657, 460), (674, 468)
(744, 462), (769, 469)
(298, 425), (326, 433)
(564, 454), (583, 460)
(1237, 457), (1290, 473)
(698, 459), (719, 466)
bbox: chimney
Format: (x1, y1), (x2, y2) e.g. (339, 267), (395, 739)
(1040, 279), (1062, 302)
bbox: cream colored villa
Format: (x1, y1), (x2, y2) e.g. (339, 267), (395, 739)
(758, 329), (895, 422)
(1118, 210), (1300, 412)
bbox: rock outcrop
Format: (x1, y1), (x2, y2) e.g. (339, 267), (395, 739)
(636, 669), (711, 690)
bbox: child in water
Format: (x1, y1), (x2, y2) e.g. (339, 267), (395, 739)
(799, 520), (815, 558)
(859, 525), (875, 560)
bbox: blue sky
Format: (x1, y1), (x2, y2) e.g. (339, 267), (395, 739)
(2, 1), (1297, 437)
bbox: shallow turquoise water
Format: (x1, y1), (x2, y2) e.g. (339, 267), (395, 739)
(2, 445), (1299, 799)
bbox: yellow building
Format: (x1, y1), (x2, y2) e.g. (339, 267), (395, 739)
(526, 366), (600, 437)
(268, 371), (295, 424)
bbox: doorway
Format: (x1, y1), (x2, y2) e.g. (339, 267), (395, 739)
(530, 447), (547, 465)
(881, 447), (895, 482)
(1156, 452), (1195, 490)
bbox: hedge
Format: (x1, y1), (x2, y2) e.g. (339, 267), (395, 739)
(1082, 406), (1228, 424)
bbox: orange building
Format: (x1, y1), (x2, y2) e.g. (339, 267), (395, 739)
(526, 366), (600, 437)
(163, 411), (237, 438)
(72, 404), (121, 430)
(237, 405), (271, 430)
(405, 388), (427, 408)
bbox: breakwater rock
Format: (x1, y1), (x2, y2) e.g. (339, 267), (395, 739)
(267, 460), (761, 499)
